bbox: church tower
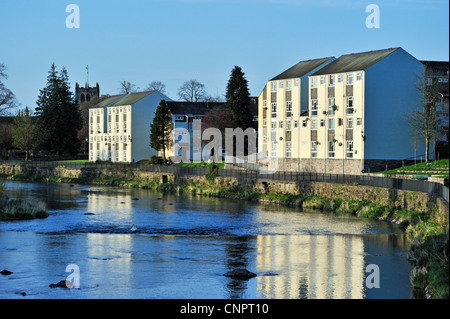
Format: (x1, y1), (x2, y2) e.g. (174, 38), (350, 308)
(75, 65), (100, 104)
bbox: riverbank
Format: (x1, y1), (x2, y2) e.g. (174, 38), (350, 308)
(0, 166), (448, 299)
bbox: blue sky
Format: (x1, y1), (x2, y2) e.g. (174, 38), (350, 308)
(0, 0), (448, 111)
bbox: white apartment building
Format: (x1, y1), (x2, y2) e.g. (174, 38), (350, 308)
(89, 91), (171, 162)
(259, 47), (425, 173)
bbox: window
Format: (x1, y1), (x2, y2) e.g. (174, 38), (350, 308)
(263, 119), (267, 127)
(263, 100), (267, 108)
(338, 74), (343, 83)
(347, 73), (353, 85)
(279, 121), (283, 128)
(311, 77), (318, 88)
(302, 119), (307, 127)
(346, 140), (353, 158)
(271, 103), (277, 113)
(328, 141), (335, 158)
(286, 142), (292, 158)
(338, 118), (343, 126)
(328, 98), (335, 115)
(279, 80), (284, 89)
(311, 119), (317, 130)
(320, 119), (325, 127)
(439, 77), (449, 83)
(320, 76), (325, 85)
(347, 117), (353, 129)
(311, 141), (318, 158)
(271, 120), (277, 129)
(356, 118), (362, 126)
(426, 78), (433, 86)
(329, 75), (335, 87)
(356, 72), (362, 81)
(286, 120), (291, 131)
(286, 80), (292, 91)
(294, 120), (298, 128)
(272, 82), (277, 92)
(286, 101), (292, 117)
(328, 118), (335, 130)
(346, 97), (354, 114)
(271, 142), (277, 157)
(311, 99), (318, 116)
(294, 79), (300, 87)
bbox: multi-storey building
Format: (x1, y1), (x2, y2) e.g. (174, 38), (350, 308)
(421, 60), (449, 159)
(166, 99), (258, 162)
(89, 91), (171, 162)
(259, 47), (424, 174)
(258, 57), (336, 171)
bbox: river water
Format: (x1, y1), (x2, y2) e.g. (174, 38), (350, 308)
(0, 181), (412, 299)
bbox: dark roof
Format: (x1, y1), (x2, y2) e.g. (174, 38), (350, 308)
(167, 98), (259, 117)
(270, 57), (335, 80)
(167, 101), (225, 116)
(92, 94), (126, 108)
(420, 60), (449, 76)
(311, 47), (400, 75)
(110, 91), (154, 106)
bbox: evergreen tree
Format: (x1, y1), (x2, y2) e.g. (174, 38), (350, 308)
(225, 66), (253, 129)
(34, 63), (82, 156)
(150, 99), (172, 161)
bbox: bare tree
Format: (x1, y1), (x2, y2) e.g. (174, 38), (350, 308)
(177, 79), (206, 102)
(118, 80), (139, 94)
(145, 81), (166, 94)
(0, 63), (18, 115)
(405, 67), (440, 162)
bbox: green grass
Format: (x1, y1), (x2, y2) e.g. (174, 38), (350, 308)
(173, 161), (225, 169)
(376, 159), (449, 178)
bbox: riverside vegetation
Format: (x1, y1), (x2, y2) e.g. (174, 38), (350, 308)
(0, 163), (448, 299)
(0, 181), (49, 221)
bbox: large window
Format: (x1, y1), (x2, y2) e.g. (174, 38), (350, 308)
(271, 82), (277, 92)
(347, 73), (353, 85)
(346, 97), (353, 114)
(286, 142), (292, 158)
(311, 77), (318, 88)
(347, 117), (353, 129)
(286, 101), (292, 117)
(328, 141), (335, 158)
(311, 141), (318, 158)
(328, 98), (335, 115)
(328, 118), (335, 130)
(329, 75), (335, 87)
(311, 119), (317, 130)
(311, 99), (318, 116)
(346, 140), (354, 158)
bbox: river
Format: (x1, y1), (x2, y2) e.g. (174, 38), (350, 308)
(0, 180), (412, 299)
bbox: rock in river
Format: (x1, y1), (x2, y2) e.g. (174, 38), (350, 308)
(223, 269), (257, 279)
(1, 269), (13, 276)
(49, 280), (72, 288)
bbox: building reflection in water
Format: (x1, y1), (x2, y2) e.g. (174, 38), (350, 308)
(255, 234), (365, 299)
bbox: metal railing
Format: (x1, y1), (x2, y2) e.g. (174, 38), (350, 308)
(1, 160), (448, 203)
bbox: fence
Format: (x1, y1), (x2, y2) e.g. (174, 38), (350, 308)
(1, 160), (448, 203)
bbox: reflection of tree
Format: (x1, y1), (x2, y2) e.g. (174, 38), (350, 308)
(223, 236), (253, 299)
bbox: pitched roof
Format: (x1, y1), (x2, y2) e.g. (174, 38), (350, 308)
(311, 47), (400, 75)
(109, 91), (154, 106)
(270, 57), (335, 81)
(92, 94), (126, 108)
(167, 98), (259, 117)
(167, 101), (225, 116)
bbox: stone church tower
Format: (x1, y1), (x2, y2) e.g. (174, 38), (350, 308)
(75, 66), (100, 104)
(75, 82), (100, 105)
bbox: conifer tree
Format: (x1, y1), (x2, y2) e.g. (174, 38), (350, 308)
(34, 63), (82, 156)
(225, 66), (253, 129)
(150, 99), (172, 161)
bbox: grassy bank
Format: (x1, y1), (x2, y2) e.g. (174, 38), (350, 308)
(376, 159), (449, 179)
(1, 170), (448, 298)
